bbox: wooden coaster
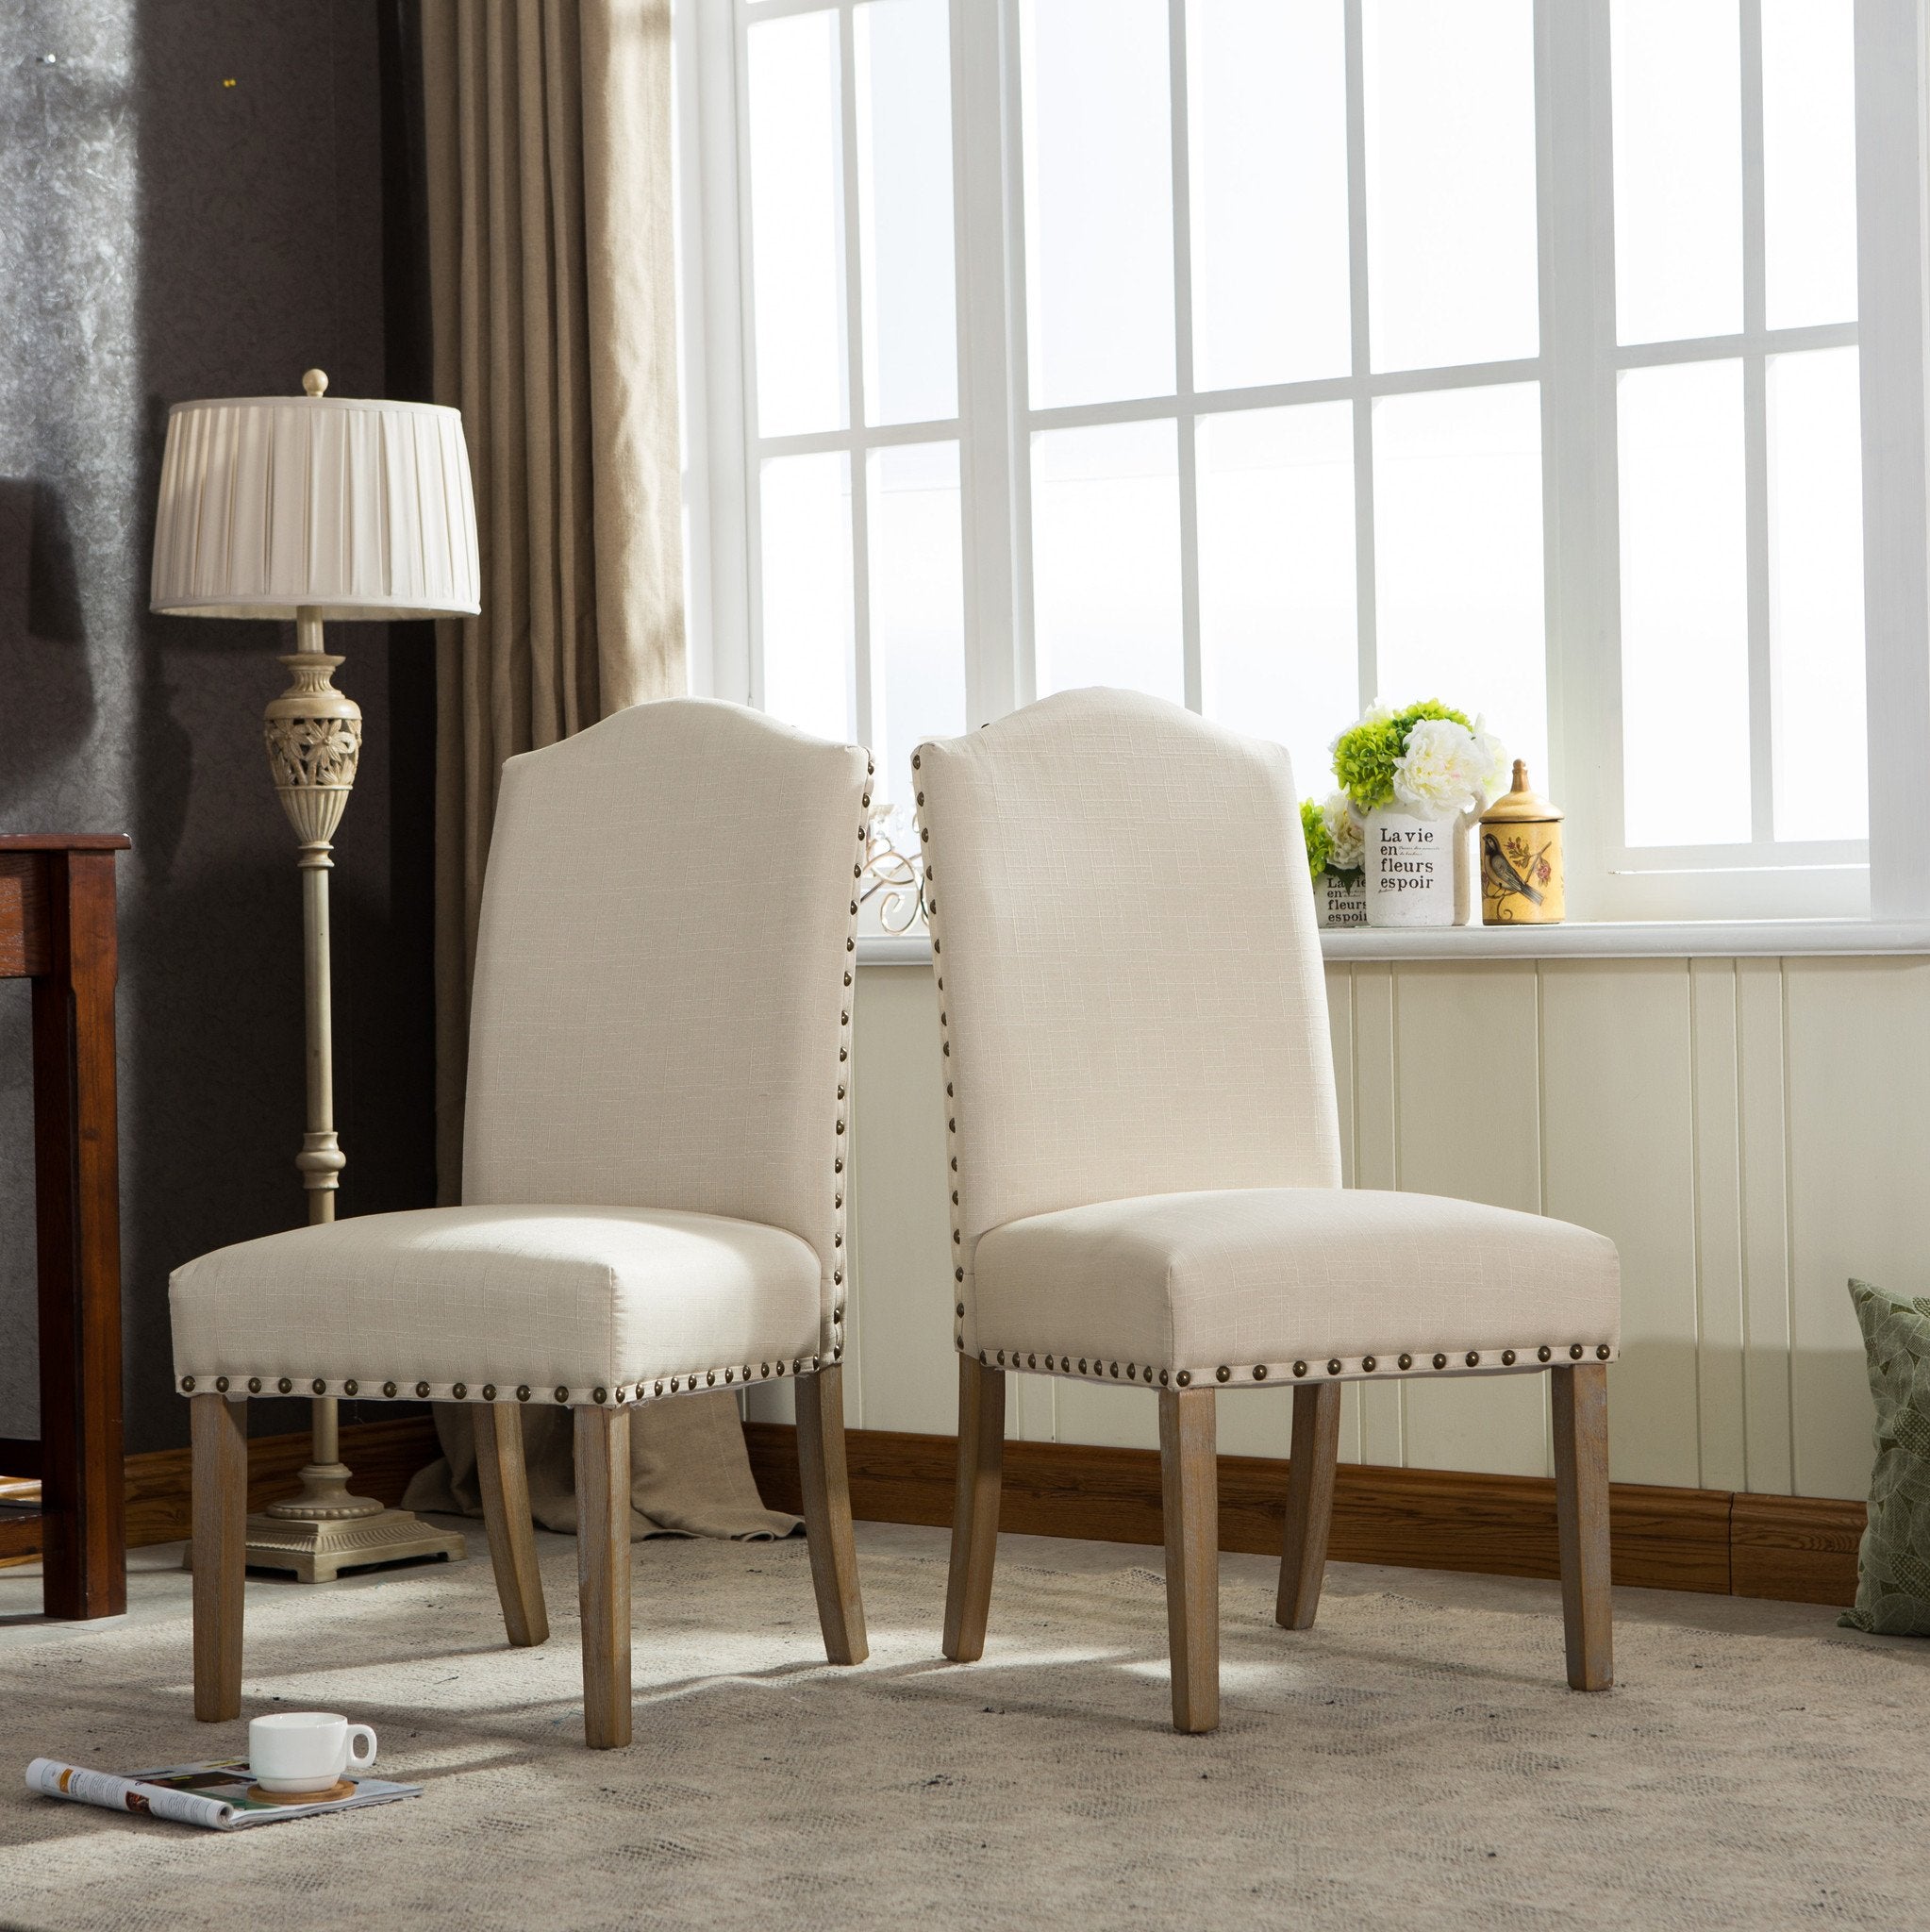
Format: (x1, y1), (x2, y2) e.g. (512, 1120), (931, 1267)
(245, 1778), (356, 1807)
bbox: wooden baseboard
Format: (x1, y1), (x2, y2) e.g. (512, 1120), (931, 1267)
(0, 1418), (443, 1566)
(744, 1422), (1864, 1609)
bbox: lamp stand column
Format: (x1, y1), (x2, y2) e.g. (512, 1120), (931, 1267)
(238, 606), (465, 1583)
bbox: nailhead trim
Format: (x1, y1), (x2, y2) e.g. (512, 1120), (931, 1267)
(249, 1377), (263, 1394)
(215, 1376), (229, 1392)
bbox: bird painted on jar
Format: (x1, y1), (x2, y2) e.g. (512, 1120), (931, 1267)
(1482, 831), (1545, 908)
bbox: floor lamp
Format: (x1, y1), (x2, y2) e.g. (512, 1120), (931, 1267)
(151, 370), (480, 1581)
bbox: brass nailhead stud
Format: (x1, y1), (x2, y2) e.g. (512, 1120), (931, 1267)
(215, 1376), (229, 1392)
(761, 1362), (772, 1378)
(1464, 1353), (1480, 1368)
(1126, 1363), (1136, 1379)
(1570, 1344), (1585, 1359)
(343, 1379), (358, 1396)
(555, 1386), (570, 1402)
(1078, 1358), (1089, 1374)
(835, 1158), (844, 1174)
(417, 1381), (432, 1398)
(1159, 1370), (1170, 1386)
(479, 1382), (496, 1400)
(706, 1371), (717, 1386)
(1253, 1364), (1268, 1380)
(1397, 1355), (1413, 1371)
(1293, 1360), (1307, 1377)
(997, 1351), (1006, 1365)
(181, 1375), (195, 1392)
(1432, 1355), (1447, 1371)
(1361, 1357), (1376, 1373)
(724, 1367), (734, 1383)
(1538, 1346), (1552, 1363)
(382, 1380), (397, 1398)
(956, 1267), (965, 1282)
(1215, 1366), (1231, 1383)
(956, 1303), (965, 1318)
(911, 753), (921, 768)
(312, 1378), (327, 1395)
(452, 1382), (467, 1399)
(281, 1377), (296, 1394)
(249, 1377), (263, 1394)
(1327, 1358), (1342, 1375)
(1109, 1361), (1120, 1378)
(593, 1387), (608, 1404)
(979, 1351), (989, 1364)
(1027, 1353), (1037, 1369)
(1501, 1350), (1516, 1367)
(518, 1385), (532, 1402)
(1176, 1371), (1191, 1387)
(653, 1381), (663, 1396)
(793, 1358), (805, 1374)
(1597, 1344), (1611, 1360)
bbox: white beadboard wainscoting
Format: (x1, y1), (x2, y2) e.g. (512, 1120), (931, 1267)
(747, 953), (1927, 1504)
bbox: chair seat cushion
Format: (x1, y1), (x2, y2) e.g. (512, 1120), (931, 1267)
(170, 1206), (824, 1407)
(971, 1188), (1619, 1386)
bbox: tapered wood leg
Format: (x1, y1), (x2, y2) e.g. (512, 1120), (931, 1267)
(1552, 1363), (1613, 1691)
(943, 1355), (1005, 1661)
(1276, 1379), (1341, 1630)
(796, 1365), (868, 1665)
(191, 1394), (246, 1722)
(574, 1406), (631, 1748)
(475, 1401), (548, 1648)
(1159, 1387), (1219, 1735)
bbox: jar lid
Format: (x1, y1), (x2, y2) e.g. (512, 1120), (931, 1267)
(1481, 759), (1563, 824)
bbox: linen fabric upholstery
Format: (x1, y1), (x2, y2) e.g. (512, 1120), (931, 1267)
(915, 687), (1619, 1381)
(464, 698), (867, 1358)
(1839, 1277), (1930, 1637)
(171, 1207), (822, 1404)
(973, 1189), (1619, 1386)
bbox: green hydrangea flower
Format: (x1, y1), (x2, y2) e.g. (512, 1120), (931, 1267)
(1299, 798), (1335, 881)
(1331, 699), (1472, 812)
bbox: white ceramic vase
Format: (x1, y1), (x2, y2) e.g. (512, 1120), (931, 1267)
(1316, 871), (1368, 929)
(1364, 807), (1459, 926)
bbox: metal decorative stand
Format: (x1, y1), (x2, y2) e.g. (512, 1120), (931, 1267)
(238, 594), (465, 1582)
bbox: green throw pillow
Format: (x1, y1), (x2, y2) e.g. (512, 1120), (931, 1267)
(1840, 1278), (1930, 1636)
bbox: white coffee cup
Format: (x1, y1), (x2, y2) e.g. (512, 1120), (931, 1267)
(248, 1711), (377, 1793)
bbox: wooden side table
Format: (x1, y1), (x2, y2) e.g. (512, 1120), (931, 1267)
(0, 835), (129, 1619)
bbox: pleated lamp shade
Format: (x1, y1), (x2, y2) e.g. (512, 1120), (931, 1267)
(150, 388), (481, 621)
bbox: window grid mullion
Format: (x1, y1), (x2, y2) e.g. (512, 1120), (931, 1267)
(839, 0), (874, 754)
(734, 0), (770, 712)
(1740, 0), (1776, 846)
(1002, 0), (1038, 710)
(1343, 0), (1378, 714)
(1169, 0), (1202, 715)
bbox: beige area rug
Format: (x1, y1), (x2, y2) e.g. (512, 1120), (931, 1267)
(1, 1524), (1926, 1931)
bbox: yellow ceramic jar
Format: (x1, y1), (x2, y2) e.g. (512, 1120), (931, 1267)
(1479, 760), (1564, 924)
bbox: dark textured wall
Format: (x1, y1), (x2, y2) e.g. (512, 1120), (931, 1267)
(0, 2), (436, 1456)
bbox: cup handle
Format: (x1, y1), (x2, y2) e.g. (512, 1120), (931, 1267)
(345, 1724), (377, 1771)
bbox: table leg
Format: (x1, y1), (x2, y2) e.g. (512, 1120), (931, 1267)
(32, 851), (125, 1620)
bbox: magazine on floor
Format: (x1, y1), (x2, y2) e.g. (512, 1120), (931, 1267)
(25, 1757), (422, 1829)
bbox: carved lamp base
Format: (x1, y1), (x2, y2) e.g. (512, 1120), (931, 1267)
(240, 1507), (466, 1585)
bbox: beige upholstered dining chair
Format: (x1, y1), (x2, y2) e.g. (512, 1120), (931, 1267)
(914, 689), (1620, 1734)
(173, 698), (872, 1748)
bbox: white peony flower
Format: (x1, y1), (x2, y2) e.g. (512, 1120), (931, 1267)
(1321, 791), (1366, 871)
(1391, 717), (1489, 818)
(1468, 715), (1511, 810)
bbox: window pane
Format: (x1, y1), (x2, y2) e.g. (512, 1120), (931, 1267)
(1373, 385), (1547, 783)
(1021, 0), (1174, 408)
(1769, 347), (1866, 841)
(856, 0), (958, 425)
(1610, 0), (1742, 346)
(760, 452), (854, 744)
(1618, 361), (1750, 845)
(1031, 420), (1183, 703)
(1762, 0), (1857, 331)
(1188, 0), (1350, 391)
(747, 12), (847, 437)
(1198, 403), (1357, 798)
(1362, 0), (1538, 374)
(868, 441), (966, 813)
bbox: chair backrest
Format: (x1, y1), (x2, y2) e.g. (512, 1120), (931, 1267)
(463, 699), (869, 1344)
(915, 688), (1341, 1274)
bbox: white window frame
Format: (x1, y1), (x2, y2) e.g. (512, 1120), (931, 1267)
(676, 0), (1930, 936)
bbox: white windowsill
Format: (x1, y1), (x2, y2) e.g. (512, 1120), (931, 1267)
(858, 919), (1930, 968)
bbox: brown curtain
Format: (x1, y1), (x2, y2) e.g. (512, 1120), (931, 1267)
(411, 0), (795, 1542)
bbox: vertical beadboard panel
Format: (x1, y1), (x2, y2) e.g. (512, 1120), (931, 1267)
(1689, 960), (1748, 1491)
(844, 966), (956, 1437)
(1783, 958), (1930, 1498)
(1539, 960), (1702, 1489)
(1735, 957), (1794, 1493)
(1391, 961), (1548, 1477)
(1346, 963), (1398, 1466)
(1327, 962), (1357, 1189)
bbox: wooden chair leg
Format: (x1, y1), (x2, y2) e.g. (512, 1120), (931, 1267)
(191, 1393), (246, 1723)
(574, 1405), (632, 1748)
(943, 1355), (1005, 1661)
(1552, 1362), (1613, 1691)
(1159, 1387), (1219, 1736)
(796, 1364), (869, 1665)
(1276, 1379), (1341, 1630)
(475, 1400), (548, 1648)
